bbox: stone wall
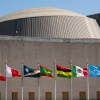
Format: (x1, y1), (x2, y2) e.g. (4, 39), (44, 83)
(0, 37), (100, 100)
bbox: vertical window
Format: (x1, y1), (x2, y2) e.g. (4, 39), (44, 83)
(80, 92), (86, 100)
(12, 92), (18, 100)
(97, 91), (100, 100)
(46, 92), (52, 100)
(29, 92), (35, 100)
(62, 92), (69, 100)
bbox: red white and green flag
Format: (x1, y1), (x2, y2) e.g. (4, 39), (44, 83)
(72, 65), (88, 77)
(40, 65), (54, 78)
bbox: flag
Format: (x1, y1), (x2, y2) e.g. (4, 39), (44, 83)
(24, 65), (40, 77)
(6, 65), (21, 77)
(56, 65), (72, 78)
(88, 64), (100, 77)
(0, 74), (6, 81)
(72, 65), (88, 77)
(40, 65), (54, 78)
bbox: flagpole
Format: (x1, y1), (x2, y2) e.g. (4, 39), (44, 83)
(5, 60), (7, 100)
(54, 60), (56, 100)
(86, 59), (89, 100)
(37, 60), (40, 100)
(70, 60), (72, 100)
(21, 60), (24, 100)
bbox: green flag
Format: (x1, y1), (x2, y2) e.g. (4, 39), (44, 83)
(40, 65), (54, 78)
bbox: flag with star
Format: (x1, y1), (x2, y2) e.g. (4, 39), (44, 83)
(23, 65), (40, 77)
(89, 64), (100, 77)
(40, 65), (54, 78)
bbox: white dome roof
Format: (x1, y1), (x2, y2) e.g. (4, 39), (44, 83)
(0, 7), (85, 22)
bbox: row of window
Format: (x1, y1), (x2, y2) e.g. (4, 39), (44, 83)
(0, 92), (100, 100)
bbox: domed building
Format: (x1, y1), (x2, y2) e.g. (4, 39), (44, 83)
(0, 7), (100, 38)
(0, 7), (100, 100)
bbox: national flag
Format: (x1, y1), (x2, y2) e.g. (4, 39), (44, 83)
(72, 65), (88, 77)
(6, 65), (21, 77)
(0, 74), (6, 81)
(24, 65), (40, 77)
(88, 64), (100, 77)
(40, 65), (54, 78)
(56, 65), (72, 78)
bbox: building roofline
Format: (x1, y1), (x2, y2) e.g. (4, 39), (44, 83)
(0, 36), (100, 44)
(0, 7), (85, 22)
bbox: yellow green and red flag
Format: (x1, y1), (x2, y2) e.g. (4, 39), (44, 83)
(56, 65), (72, 78)
(40, 65), (54, 78)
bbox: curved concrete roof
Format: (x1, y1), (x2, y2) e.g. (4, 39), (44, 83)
(0, 7), (86, 22)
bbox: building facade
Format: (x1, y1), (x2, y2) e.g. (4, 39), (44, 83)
(0, 7), (100, 38)
(0, 8), (100, 100)
(87, 13), (100, 27)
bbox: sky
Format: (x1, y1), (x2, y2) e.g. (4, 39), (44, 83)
(0, 0), (100, 17)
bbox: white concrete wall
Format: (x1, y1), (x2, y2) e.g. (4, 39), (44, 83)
(0, 39), (100, 100)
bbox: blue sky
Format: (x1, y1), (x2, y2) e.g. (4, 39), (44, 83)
(0, 0), (100, 17)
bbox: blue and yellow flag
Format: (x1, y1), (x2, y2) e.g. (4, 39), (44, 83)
(23, 65), (40, 77)
(89, 64), (100, 77)
(56, 65), (72, 78)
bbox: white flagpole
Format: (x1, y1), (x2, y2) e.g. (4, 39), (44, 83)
(70, 60), (73, 100)
(37, 60), (40, 100)
(21, 60), (24, 100)
(54, 60), (56, 100)
(86, 59), (89, 100)
(5, 60), (7, 100)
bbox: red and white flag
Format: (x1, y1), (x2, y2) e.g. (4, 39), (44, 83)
(6, 65), (21, 77)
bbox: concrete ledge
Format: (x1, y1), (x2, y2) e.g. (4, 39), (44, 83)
(83, 39), (97, 43)
(70, 39), (84, 43)
(0, 35), (100, 43)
